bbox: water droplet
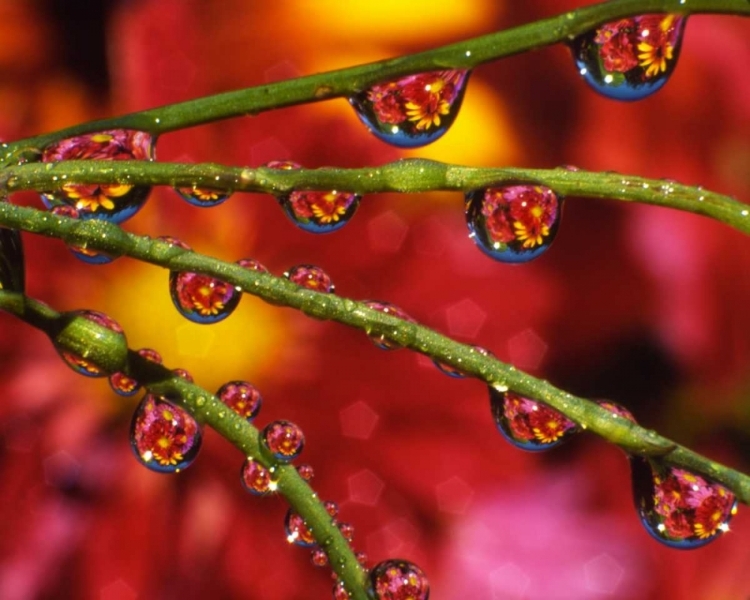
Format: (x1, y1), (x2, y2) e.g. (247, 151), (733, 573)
(56, 310), (126, 377)
(172, 367), (194, 383)
(267, 161), (361, 234)
(465, 184), (563, 263)
(0, 226), (24, 292)
(216, 380), (262, 421)
(569, 14), (686, 101)
(356, 551), (368, 567)
(109, 347), (163, 397)
(285, 264), (335, 293)
(50, 205), (114, 264)
(349, 70), (470, 147)
(311, 547), (329, 567)
(285, 509), (316, 547)
(597, 399), (637, 422)
(323, 500), (339, 518)
(337, 522), (355, 543)
(130, 394), (202, 473)
(237, 257), (269, 273)
(240, 458), (274, 495)
(630, 457), (737, 548)
(297, 464), (314, 481)
(370, 559), (430, 600)
(169, 271), (241, 324)
(262, 420), (305, 462)
(41, 130), (155, 223)
(333, 581), (351, 600)
(175, 185), (231, 207)
(489, 388), (579, 451)
(363, 300), (415, 350)
(431, 357), (467, 378)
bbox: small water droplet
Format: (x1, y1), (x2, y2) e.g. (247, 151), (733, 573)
(630, 457), (737, 548)
(285, 509), (316, 547)
(297, 464), (314, 480)
(240, 458), (274, 495)
(196, 396), (206, 407)
(175, 185), (232, 207)
(216, 380), (262, 421)
(170, 270), (241, 324)
(130, 394), (202, 473)
(237, 257), (269, 273)
(489, 388), (578, 451)
(349, 70), (470, 148)
(55, 310), (126, 377)
(50, 205), (114, 264)
(310, 547), (328, 567)
(323, 500), (339, 518)
(465, 184), (562, 263)
(173, 368), (194, 383)
(337, 522), (354, 542)
(432, 357), (467, 378)
(262, 420), (305, 462)
(569, 14), (686, 100)
(285, 264), (335, 293)
(333, 581), (351, 600)
(370, 559), (430, 600)
(363, 300), (415, 350)
(597, 399), (637, 422)
(109, 347), (162, 397)
(41, 130), (155, 223)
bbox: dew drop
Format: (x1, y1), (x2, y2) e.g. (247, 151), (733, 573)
(597, 399), (637, 422)
(337, 522), (355, 543)
(0, 226), (24, 293)
(262, 420), (305, 462)
(569, 14), (686, 101)
(323, 500), (339, 518)
(311, 547), (329, 567)
(240, 458), (274, 496)
(41, 130), (155, 223)
(285, 264), (335, 293)
(465, 184), (563, 263)
(363, 300), (415, 350)
(130, 394), (202, 473)
(216, 380), (262, 421)
(237, 257), (269, 273)
(169, 270), (241, 325)
(370, 559), (430, 600)
(267, 161), (361, 234)
(297, 464), (315, 481)
(630, 457), (737, 549)
(349, 70), (470, 148)
(333, 581), (351, 600)
(108, 347), (163, 397)
(55, 310), (126, 377)
(175, 185), (232, 207)
(285, 509), (316, 547)
(431, 357), (467, 378)
(50, 205), (114, 264)
(173, 367), (194, 383)
(489, 388), (579, 451)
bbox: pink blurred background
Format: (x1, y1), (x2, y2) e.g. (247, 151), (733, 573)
(0, 1), (748, 598)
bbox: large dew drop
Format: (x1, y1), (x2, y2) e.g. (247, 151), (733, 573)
(630, 456), (737, 549)
(370, 559), (430, 600)
(465, 184), (562, 263)
(569, 14), (686, 101)
(240, 458), (275, 496)
(267, 160), (361, 234)
(130, 394), (202, 473)
(41, 130), (155, 223)
(262, 420), (305, 462)
(55, 310), (126, 377)
(350, 70), (470, 148)
(489, 388), (578, 451)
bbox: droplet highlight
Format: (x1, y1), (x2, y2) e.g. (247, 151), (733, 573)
(570, 14), (686, 101)
(130, 394), (202, 473)
(285, 264), (335, 293)
(370, 559), (430, 600)
(489, 388), (578, 451)
(41, 130), (155, 223)
(262, 420), (305, 462)
(217, 380), (262, 421)
(350, 70), (470, 148)
(465, 184), (562, 263)
(630, 457), (737, 548)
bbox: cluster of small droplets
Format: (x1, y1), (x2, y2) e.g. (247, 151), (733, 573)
(285, 264), (335, 293)
(109, 347), (163, 397)
(465, 184), (563, 263)
(41, 129), (155, 223)
(363, 301), (415, 350)
(489, 388), (579, 451)
(216, 380), (263, 421)
(262, 420), (305, 462)
(175, 185), (232, 208)
(55, 310), (127, 377)
(266, 160), (361, 234)
(349, 69), (470, 148)
(570, 13), (687, 100)
(130, 394), (202, 473)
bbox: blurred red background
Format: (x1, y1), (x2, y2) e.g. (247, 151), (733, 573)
(0, 1), (748, 598)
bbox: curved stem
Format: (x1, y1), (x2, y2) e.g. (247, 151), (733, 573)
(0, 291), (370, 600)
(2, 0), (748, 161)
(0, 201), (748, 504)
(3, 159), (748, 235)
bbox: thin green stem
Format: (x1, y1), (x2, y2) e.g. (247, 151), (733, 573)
(0, 201), (748, 504)
(3, 159), (748, 235)
(2, 0), (748, 161)
(0, 290), (370, 600)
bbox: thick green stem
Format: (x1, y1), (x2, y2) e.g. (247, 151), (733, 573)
(0, 291), (370, 600)
(2, 0), (748, 161)
(0, 202), (748, 505)
(4, 159), (748, 235)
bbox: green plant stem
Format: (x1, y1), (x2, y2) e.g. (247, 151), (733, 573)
(0, 201), (748, 505)
(4, 159), (748, 235)
(2, 0), (748, 161)
(0, 290), (370, 600)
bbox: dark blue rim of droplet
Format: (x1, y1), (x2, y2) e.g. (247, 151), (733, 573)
(465, 183), (564, 264)
(175, 188), (231, 208)
(278, 194), (361, 234)
(41, 186), (152, 224)
(431, 357), (467, 378)
(70, 247), (116, 265)
(108, 374), (141, 398)
(348, 71), (471, 149)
